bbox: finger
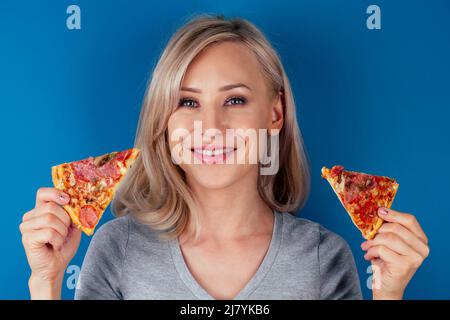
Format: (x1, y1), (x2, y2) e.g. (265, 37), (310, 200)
(362, 232), (423, 262)
(364, 245), (403, 264)
(377, 207), (428, 245)
(23, 202), (71, 228)
(66, 226), (82, 243)
(60, 226), (82, 255)
(378, 223), (430, 259)
(22, 228), (65, 251)
(35, 187), (70, 207)
(20, 214), (69, 239)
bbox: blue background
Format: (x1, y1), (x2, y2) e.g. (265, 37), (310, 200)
(1, 0), (449, 299)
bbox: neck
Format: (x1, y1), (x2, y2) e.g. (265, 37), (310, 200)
(185, 170), (273, 242)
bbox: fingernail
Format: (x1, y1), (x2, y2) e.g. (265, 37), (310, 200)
(378, 207), (389, 215)
(361, 242), (368, 250)
(59, 192), (70, 203)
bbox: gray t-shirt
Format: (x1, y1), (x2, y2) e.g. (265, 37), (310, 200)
(75, 210), (362, 300)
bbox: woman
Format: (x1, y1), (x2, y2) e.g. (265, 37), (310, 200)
(20, 15), (429, 300)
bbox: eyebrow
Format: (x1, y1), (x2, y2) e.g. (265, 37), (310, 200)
(180, 83), (252, 93)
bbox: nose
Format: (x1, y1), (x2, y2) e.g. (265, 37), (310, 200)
(198, 105), (226, 142)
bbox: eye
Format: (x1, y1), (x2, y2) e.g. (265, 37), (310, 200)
(225, 96), (247, 106)
(178, 98), (199, 108)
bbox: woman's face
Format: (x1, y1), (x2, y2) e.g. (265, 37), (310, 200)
(167, 41), (283, 190)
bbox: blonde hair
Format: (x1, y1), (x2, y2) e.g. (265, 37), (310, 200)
(112, 14), (311, 241)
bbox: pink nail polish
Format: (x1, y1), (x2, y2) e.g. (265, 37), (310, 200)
(378, 207), (388, 215)
(59, 193), (69, 203)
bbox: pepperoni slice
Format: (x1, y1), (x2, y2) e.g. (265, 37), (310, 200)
(72, 159), (101, 182)
(72, 155), (122, 183)
(79, 205), (99, 229)
(95, 152), (124, 181)
(97, 161), (121, 181)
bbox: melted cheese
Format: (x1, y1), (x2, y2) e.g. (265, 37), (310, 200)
(117, 161), (127, 175)
(69, 173), (76, 186)
(336, 175), (345, 193)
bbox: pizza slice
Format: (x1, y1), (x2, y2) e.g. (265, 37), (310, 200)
(321, 165), (399, 240)
(52, 148), (140, 235)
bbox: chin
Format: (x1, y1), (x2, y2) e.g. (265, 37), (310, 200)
(183, 163), (256, 190)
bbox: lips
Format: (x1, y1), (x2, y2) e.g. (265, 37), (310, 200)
(190, 145), (237, 164)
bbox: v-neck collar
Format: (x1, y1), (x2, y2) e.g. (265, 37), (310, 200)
(168, 210), (283, 300)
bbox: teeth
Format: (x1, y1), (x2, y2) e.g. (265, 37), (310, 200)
(193, 148), (234, 156)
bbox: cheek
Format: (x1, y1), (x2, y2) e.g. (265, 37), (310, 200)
(227, 107), (271, 129)
(167, 112), (193, 146)
(168, 112), (191, 131)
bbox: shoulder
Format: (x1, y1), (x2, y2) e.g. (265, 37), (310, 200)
(280, 211), (349, 252)
(280, 212), (362, 299)
(90, 213), (170, 254)
(87, 214), (131, 257)
(280, 211), (357, 272)
(76, 215), (131, 300)
(95, 214), (130, 236)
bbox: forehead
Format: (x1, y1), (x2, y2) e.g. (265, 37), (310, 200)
(182, 41), (266, 90)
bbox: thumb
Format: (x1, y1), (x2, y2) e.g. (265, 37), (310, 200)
(377, 207), (404, 223)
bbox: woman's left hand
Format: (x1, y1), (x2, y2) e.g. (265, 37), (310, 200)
(361, 207), (429, 300)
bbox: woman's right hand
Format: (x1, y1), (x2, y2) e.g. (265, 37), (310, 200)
(20, 187), (81, 299)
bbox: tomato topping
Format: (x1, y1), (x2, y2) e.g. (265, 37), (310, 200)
(330, 165), (344, 178)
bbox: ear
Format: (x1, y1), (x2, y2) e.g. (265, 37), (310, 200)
(269, 90), (284, 135)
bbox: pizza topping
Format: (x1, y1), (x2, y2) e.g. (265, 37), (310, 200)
(61, 166), (77, 188)
(94, 152), (118, 167)
(115, 149), (133, 163)
(364, 178), (378, 191)
(342, 173), (384, 223)
(345, 190), (358, 203)
(72, 159), (101, 182)
(330, 165), (344, 178)
(356, 199), (378, 224)
(68, 173), (76, 186)
(97, 161), (121, 182)
(79, 205), (99, 229)
(72, 155), (121, 184)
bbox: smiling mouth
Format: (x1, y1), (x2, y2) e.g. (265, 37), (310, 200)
(190, 145), (238, 164)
